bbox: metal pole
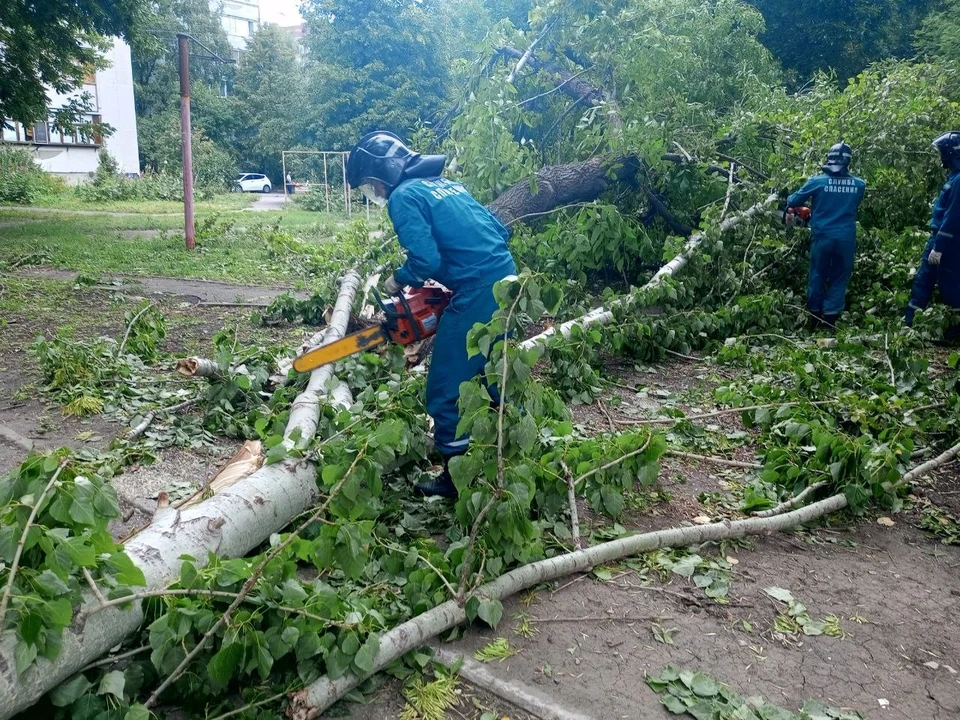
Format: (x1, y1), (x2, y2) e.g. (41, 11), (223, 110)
(177, 34), (195, 250)
(323, 153), (330, 214)
(282, 151), (288, 203)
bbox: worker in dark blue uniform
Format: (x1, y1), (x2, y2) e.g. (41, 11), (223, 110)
(787, 143), (867, 328)
(905, 131), (960, 344)
(346, 131), (517, 498)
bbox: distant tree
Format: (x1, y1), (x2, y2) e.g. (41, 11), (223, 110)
(301, 0), (451, 148)
(0, 0), (147, 125)
(745, 0), (941, 83)
(129, 0), (238, 173)
(231, 25), (307, 178)
(916, 0), (960, 65)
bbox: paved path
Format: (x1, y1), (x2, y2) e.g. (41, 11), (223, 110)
(247, 191), (289, 212)
(15, 267), (309, 304)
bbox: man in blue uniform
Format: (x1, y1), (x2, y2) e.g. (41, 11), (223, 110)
(905, 131), (960, 344)
(346, 131), (517, 498)
(787, 143), (867, 328)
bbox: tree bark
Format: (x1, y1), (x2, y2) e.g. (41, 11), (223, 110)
(0, 271), (363, 719)
(487, 155), (641, 226)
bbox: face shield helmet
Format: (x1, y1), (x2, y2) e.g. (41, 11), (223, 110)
(933, 131), (960, 170)
(346, 131), (414, 201)
(823, 142), (853, 175)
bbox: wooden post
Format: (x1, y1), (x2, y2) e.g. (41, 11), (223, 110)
(323, 153), (330, 214)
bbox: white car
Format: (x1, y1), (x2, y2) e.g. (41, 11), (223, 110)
(234, 173), (272, 193)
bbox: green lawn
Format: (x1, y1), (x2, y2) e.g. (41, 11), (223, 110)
(14, 191), (257, 214)
(0, 206), (350, 284)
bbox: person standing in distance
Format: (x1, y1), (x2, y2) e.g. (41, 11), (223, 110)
(346, 131), (517, 498)
(786, 143), (867, 328)
(905, 131), (960, 345)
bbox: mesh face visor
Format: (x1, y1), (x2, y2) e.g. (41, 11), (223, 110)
(358, 183), (387, 207)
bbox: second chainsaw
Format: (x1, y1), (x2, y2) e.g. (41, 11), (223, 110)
(293, 285), (452, 373)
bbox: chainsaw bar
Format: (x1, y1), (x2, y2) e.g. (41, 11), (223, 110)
(293, 325), (388, 373)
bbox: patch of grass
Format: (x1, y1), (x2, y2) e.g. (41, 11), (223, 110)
(0, 209), (346, 284)
(473, 638), (517, 663)
(399, 672), (459, 720)
(23, 192), (256, 214)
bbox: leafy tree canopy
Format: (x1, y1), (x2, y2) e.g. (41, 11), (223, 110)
(0, 0), (147, 124)
(301, 0), (452, 148)
(745, 0), (941, 84)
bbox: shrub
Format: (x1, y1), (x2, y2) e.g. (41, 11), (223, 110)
(0, 145), (66, 203)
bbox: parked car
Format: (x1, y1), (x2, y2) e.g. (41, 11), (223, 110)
(233, 173), (272, 193)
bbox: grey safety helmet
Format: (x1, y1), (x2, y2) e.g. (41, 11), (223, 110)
(933, 131), (960, 169)
(823, 142), (853, 175)
(346, 131), (446, 197)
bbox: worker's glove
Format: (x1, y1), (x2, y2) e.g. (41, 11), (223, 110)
(928, 250), (943, 266)
(384, 275), (402, 295)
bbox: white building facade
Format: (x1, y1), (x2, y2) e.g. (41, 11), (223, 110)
(214, 0), (262, 53)
(0, 38), (140, 183)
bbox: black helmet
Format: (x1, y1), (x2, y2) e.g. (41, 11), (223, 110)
(346, 131), (414, 191)
(823, 142), (853, 175)
(933, 131), (960, 168)
(346, 131), (447, 195)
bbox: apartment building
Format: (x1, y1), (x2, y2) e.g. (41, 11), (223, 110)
(0, 38), (140, 182)
(215, 0), (262, 52)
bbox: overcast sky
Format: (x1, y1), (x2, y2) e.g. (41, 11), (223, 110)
(261, 0), (303, 26)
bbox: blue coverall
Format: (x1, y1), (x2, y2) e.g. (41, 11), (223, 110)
(788, 173), (867, 316)
(908, 170), (960, 313)
(388, 177), (517, 457)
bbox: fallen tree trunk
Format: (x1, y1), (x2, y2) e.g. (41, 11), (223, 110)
(487, 155), (641, 226)
(519, 194), (779, 351)
(176, 356), (222, 379)
(0, 271), (363, 719)
(289, 494), (849, 718)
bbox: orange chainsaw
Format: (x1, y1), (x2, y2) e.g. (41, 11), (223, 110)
(783, 206), (811, 228)
(293, 285), (452, 373)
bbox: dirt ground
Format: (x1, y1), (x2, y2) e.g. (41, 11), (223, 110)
(3, 273), (960, 719)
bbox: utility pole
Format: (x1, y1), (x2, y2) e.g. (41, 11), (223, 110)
(175, 33), (234, 250)
(177, 33), (195, 249)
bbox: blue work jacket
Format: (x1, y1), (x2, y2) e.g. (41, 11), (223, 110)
(788, 172), (866, 241)
(388, 177), (517, 292)
(931, 170), (960, 252)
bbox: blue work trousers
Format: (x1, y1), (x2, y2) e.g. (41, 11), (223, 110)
(427, 284), (500, 457)
(909, 237), (960, 312)
(808, 235), (856, 316)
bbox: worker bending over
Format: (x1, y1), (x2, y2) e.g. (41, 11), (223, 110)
(346, 131), (517, 498)
(787, 143), (866, 328)
(905, 131), (960, 345)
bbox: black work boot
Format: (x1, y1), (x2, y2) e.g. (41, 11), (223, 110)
(903, 306), (916, 328)
(414, 457), (458, 499)
(822, 313), (840, 329)
(934, 324), (960, 347)
(808, 311), (824, 330)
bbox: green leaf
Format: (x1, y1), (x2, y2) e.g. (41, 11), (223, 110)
(43, 597), (74, 628)
(98, 670), (126, 699)
(325, 647), (352, 680)
(763, 586), (795, 603)
(353, 634), (380, 675)
(662, 694), (689, 714)
(14, 642), (37, 675)
(690, 673), (720, 697)
(207, 643), (244, 690)
(50, 673), (93, 706)
(0, 525), (18, 564)
(477, 598), (504, 629)
(281, 626), (300, 648)
(124, 705), (151, 720)
(106, 553), (146, 587)
(340, 631), (360, 656)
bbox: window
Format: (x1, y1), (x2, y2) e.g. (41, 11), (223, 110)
(248, 20), (255, 35)
(33, 121), (49, 144)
